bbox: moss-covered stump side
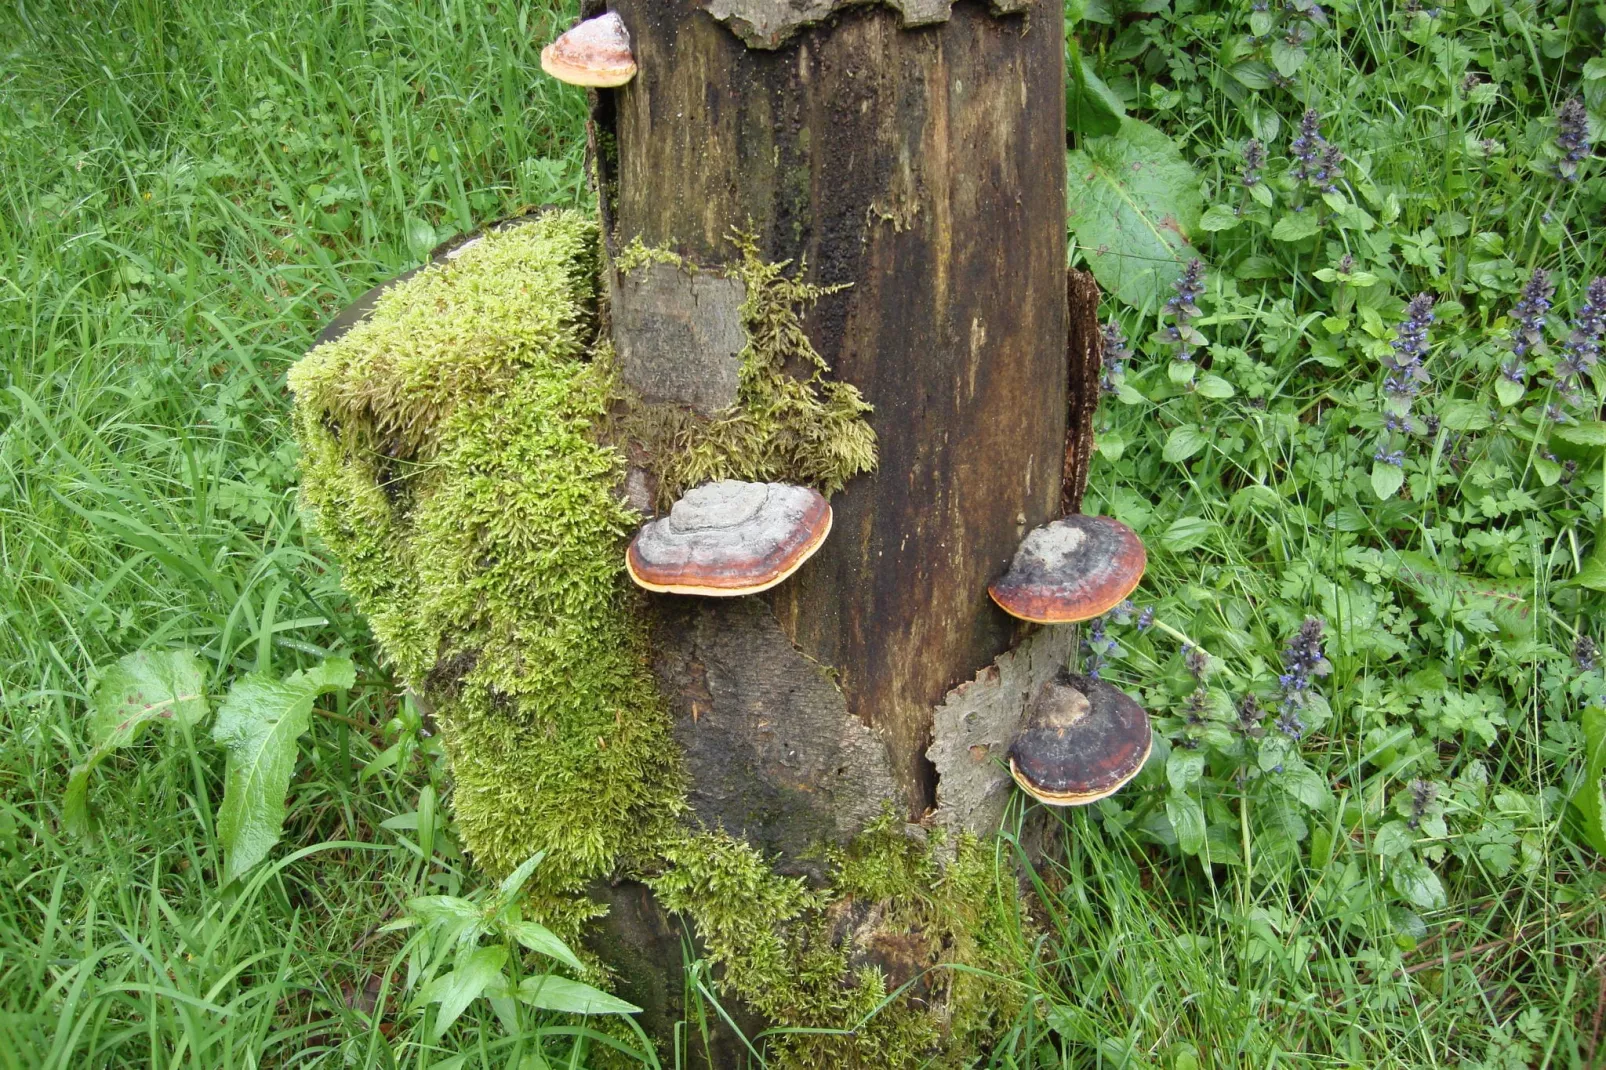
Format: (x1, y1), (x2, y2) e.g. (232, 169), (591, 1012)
(290, 213), (1034, 1067)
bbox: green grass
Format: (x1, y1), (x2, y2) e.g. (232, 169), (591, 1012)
(1, 0), (1602, 1066)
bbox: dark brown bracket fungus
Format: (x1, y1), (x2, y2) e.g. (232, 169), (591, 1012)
(626, 480), (832, 596)
(541, 12), (637, 88)
(988, 514), (1146, 624)
(1009, 670), (1152, 806)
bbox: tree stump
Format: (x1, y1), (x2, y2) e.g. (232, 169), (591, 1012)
(583, 0), (1078, 1058)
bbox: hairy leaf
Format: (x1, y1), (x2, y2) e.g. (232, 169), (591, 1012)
(212, 658), (355, 884)
(1067, 118), (1203, 310)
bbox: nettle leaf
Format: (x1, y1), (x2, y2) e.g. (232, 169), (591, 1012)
(516, 975), (641, 1016)
(211, 658), (355, 885)
(1067, 117), (1203, 310)
(1570, 706), (1606, 856)
(64, 649), (208, 836)
(1271, 211), (1321, 243)
(1166, 790), (1206, 856)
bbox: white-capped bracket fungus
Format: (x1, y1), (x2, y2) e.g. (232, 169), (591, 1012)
(540, 12), (637, 88)
(1009, 670), (1152, 806)
(989, 514), (1146, 624)
(627, 480), (832, 596)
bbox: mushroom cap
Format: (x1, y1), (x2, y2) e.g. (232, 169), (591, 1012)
(1008, 670), (1152, 806)
(626, 480), (832, 596)
(540, 12), (637, 88)
(988, 514), (1145, 624)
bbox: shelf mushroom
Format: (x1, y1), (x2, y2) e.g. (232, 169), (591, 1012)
(988, 514), (1145, 624)
(1009, 670), (1152, 806)
(626, 480), (832, 596)
(540, 12), (637, 88)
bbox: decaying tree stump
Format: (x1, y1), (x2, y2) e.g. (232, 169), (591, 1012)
(583, 0), (1081, 1055)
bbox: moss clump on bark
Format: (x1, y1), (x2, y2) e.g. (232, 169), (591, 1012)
(651, 818), (1030, 1069)
(611, 234), (878, 509)
(289, 212), (682, 916)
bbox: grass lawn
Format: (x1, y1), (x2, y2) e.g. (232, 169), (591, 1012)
(1, 0), (1602, 1067)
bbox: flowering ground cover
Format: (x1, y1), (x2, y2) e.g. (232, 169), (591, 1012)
(2, 0), (1603, 1066)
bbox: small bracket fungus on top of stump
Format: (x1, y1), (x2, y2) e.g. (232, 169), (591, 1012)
(989, 514), (1147, 624)
(626, 480), (832, 596)
(1009, 669), (1153, 806)
(540, 12), (637, 88)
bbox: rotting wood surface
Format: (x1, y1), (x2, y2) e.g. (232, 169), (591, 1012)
(602, 0), (1068, 823)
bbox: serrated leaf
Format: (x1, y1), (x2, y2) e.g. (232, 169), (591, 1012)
(1571, 706), (1606, 856)
(65, 649), (209, 837)
(1390, 855), (1447, 910)
(1271, 211), (1321, 242)
(1067, 118), (1204, 310)
(1371, 461), (1404, 501)
(1195, 374), (1235, 399)
(1162, 516), (1211, 552)
(1248, 182), (1274, 208)
(1166, 791), (1206, 856)
(1199, 204), (1240, 232)
(516, 975), (641, 1016)
(508, 920), (586, 974)
(1163, 425), (1208, 463)
(418, 945), (509, 1039)
(1372, 820), (1414, 860)
(212, 658), (355, 885)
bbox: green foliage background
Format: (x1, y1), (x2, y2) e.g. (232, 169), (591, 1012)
(1, 0), (1604, 1066)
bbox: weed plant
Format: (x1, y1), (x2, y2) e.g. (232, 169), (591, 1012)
(0, 0), (1602, 1066)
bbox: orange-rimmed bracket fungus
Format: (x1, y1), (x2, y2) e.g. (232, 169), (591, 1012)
(540, 12), (637, 88)
(1009, 669), (1152, 806)
(989, 514), (1146, 624)
(626, 480), (832, 596)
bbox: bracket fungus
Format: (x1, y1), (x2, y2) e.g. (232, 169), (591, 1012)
(989, 514), (1146, 624)
(626, 480), (832, 596)
(1009, 670), (1152, 806)
(540, 12), (637, 88)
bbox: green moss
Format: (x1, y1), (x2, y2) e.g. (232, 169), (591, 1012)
(290, 212), (682, 910)
(612, 233), (878, 509)
(650, 818), (1030, 1070)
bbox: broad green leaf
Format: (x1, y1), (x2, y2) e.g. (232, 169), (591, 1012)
(1162, 516), (1211, 553)
(1575, 557), (1606, 593)
(1195, 374), (1235, 399)
(1554, 420), (1606, 446)
(1269, 38), (1306, 77)
(1371, 461), (1404, 501)
(1495, 377), (1526, 407)
(1066, 43), (1124, 138)
(1163, 425), (1208, 463)
(1277, 764), (1332, 811)
(1067, 118), (1203, 310)
(1390, 855), (1447, 910)
(1199, 204), (1240, 232)
(1166, 749), (1204, 792)
(1570, 706), (1606, 856)
(517, 975), (641, 1016)
(65, 649), (208, 837)
(508, 920), (586, 974)
(1229, 61), (1274, 90)
(1371, 820), (1414, 860)
(418, 945), (509, 1039)
(1271, 211), (1321, 242)
(212, 658), (355, 885)
(1166, 791), (1206, 856)
(498, 850), (548, 901)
